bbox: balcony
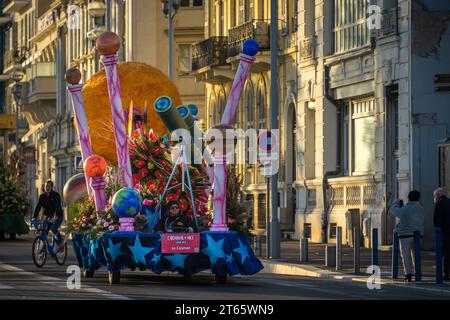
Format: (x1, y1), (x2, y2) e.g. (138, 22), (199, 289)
(379, 7), (398, 37)
(3, 0), (30, 13)
(3, 47), (27, 72)
(228, 20), (270, 58)
(21, 62), (56, 126)
(191, 36), (229, 72)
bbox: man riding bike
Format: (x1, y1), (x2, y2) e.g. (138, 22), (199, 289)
(32, 180), (65, 253)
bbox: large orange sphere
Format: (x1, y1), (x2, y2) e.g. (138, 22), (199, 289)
(84, 155), (107, 177)
(82, 62), (182, 165)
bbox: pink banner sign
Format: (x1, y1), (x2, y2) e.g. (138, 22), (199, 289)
(161, 233), (200, 254)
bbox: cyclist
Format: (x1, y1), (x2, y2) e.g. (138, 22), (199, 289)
(32, 180), (65, 253)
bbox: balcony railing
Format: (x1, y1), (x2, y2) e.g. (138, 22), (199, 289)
(327, 181), (381, 209)
(191, 36), (229, 72)
(379, 7), (398, 37)
(3, 47), (27, 70)
(228, 20), (270, 57)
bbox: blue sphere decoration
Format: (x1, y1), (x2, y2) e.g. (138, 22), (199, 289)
(112, 187), (142, 218)
(242, 39), (259, 56)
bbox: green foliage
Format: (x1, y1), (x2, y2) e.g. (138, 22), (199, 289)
(0, 156), (29, 216)
(225, 167), (249, 235)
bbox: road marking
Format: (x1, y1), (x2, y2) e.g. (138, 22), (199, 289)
(0, 262), (131, 300)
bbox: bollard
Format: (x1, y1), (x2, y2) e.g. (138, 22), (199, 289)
(354, 227), (360, 274)
(372, 228), (379, 266)
(414, 231), (422, 281)
(336, 226), (343, 270)
(325, 245), (336, 267)
(392, 231), (399, 279)
(300, 237), (309, 262)
(435, 228), (443, 284)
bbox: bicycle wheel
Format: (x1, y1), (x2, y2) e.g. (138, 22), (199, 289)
(55, 242), (68, 266)
(32, 237), (47, 268)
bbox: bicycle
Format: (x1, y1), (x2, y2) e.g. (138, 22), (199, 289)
(31, 220), (67, 268)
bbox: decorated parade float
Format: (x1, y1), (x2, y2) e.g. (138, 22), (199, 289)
(64, 32), (263, 284)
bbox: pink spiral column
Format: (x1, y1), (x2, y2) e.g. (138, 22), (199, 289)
(90, 177), (106, 212)
(209, 40), (259, 231)
(211, 153), (228, 231)
(220, 54), (256, 126)
(66, 68), (93, 196)
(97, 32), (133, 188)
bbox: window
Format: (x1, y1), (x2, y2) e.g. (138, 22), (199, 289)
(333, 0), (370, 53)
(180, 0), (203, 7)
(238, 0), (253, 25)
(342, 97), (377, 175)
(303, 223), (312, 239)
(329, 223), (337, 239)
(178, 44), (192, 74)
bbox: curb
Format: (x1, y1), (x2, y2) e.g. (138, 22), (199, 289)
(259, 259), (355, 280)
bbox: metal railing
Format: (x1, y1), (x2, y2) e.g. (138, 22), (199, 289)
(191, 36), (229, 72)
(228, 20), (270, 57)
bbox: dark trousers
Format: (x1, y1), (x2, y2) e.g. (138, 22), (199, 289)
(48, 217), (63, 242)
(444, 235), (450, 278)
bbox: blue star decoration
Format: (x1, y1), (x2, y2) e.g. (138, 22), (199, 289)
(89, 241), (99, 258)
(151, 254), (161, 266)
(106, 238), (125, 264)
(128, 235), (154, 265)
(201, 234), (226, 267)
(225, 254), (234, 265)
(233, 238), (249, 265)
(164, 254), (188, 270)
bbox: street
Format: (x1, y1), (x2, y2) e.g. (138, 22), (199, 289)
(1, 235), (449, 300)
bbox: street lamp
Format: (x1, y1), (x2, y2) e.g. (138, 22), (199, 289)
(160, 0), (180, 80)
(11, 70), (24, 148)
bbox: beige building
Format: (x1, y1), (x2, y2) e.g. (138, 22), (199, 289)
(192, 0), (299, 235)
(2, 0), (205, 219)
(194, 0), (450, 249)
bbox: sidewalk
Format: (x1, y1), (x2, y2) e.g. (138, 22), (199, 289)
(256, 238), (448, 286)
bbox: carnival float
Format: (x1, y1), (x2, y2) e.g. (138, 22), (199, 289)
(64, 31), (263, 284)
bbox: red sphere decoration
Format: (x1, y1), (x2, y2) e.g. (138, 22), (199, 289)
(84, 155), (107, 177)
(96, 32), (121, 55)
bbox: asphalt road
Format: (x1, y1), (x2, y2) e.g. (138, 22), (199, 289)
(1, 235), (449, 300)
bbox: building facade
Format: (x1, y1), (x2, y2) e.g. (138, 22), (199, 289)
(194, 0), (450, 248)
(2, 0), (205, 220)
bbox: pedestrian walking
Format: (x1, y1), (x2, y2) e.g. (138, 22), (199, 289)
(390, 190), (425, 282)
(433, 188), (450, 281)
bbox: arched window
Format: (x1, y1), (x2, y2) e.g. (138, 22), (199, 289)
(217, 89), (226, 124)
(257, 77), (267, 130)
(209, 93), (217, 128)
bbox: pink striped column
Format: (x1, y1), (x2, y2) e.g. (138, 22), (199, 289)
(220, 40), (259, 126)
(66, 68), (93, 196)
(211, 152), (228, 231)
(97, 32), (133, 188)
(90, 176), (106, 212)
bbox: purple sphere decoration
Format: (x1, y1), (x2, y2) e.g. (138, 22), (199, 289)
(242, 39), (259, 56)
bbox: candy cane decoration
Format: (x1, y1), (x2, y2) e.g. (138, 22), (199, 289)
(208, 40), (259, 232)
(66, 68), (93, 196)
(220, 40), (259, 126)
(97, 32), (133, 188)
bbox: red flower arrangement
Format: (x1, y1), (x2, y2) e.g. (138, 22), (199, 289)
(128, 130), (211, 218)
